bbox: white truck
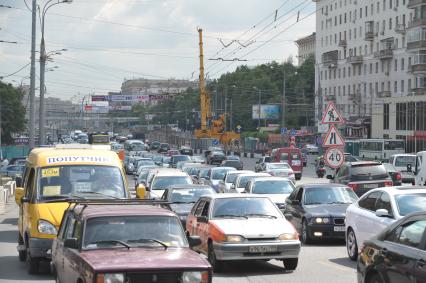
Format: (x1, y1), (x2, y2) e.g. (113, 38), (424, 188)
(407, 151), (426, 186)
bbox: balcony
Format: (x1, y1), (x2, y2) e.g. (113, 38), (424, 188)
(408, 18), (426, 29)
(346, 55), (363, 64)
(394, 23), (406, 34)
(374, 49), (394, 60)
(408, 0), (426, 8)
(364, 31), (375, 41)
(338, 39), (347, 47)
(407, 39), (426, 50)
(377, 91), (391, 98)
(409, 63), (426, 74)
(365, 21), (375, 41)
(326, 95), (336, 102)
(411, 88), (426, 95)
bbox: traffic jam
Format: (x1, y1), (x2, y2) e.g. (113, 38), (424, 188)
(8, 122), (426, 283)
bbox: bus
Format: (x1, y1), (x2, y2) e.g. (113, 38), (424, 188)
(359, 139), (405, 160)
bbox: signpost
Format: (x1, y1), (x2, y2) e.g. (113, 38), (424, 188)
(290, 128), (296, 136)
(280, 127), (287, 135)
(322, 102), (345, 169)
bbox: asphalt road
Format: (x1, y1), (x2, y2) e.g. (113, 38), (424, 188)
(0, 154), (357, 283)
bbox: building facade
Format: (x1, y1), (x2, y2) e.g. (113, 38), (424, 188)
(295, 32), (316, 66)
(314, 0), (426, 151)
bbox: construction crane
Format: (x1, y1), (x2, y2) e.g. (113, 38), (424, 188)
(194, 28), (240, 146)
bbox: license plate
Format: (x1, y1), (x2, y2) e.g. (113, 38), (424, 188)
(363, 183), (379, 189)
(249, 246), (278, 253)
(333, 226), (345, 232)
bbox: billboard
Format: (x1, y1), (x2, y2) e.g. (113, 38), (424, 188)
(91, 95), (108, 102)
(252, 104), (280, 120)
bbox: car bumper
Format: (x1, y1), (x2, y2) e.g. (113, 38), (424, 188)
(213, 240), (300, 261)
(307, 224), (346, 240)
(401, 177), (414, 183)
(29, 237), (54, 259)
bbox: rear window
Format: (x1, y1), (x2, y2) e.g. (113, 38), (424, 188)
(224, 160), (240, 167)
(394, 156), (415, 167)
(350, 164), (388, 180)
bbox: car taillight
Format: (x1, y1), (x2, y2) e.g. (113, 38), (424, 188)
(395, 173), (401, 180)
(347, 183), (358, 190)
(384, 181), (393, 186)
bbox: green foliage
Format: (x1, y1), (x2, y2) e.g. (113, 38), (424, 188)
(0, 81), (26, 144)
(131, 55), (315, 133)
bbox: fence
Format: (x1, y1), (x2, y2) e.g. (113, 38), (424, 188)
(0, 179), (16, 214)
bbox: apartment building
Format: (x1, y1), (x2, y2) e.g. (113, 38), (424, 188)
(314, 0), (426, 151)
(295, 32), (316, 66)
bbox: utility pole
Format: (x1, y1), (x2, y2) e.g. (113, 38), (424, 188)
(29, 0), (36, 148)
(0, 89), (2, 160)
(258, 89), (261, 131)
(230, 97), (233, 131)
(282, 63), (286, 128)
(224, 85), (228, 131)
(198, 28), (208, 132)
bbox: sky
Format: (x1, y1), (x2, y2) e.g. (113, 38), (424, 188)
(0, 0), (316, 101)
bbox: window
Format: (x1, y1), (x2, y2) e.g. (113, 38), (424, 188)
(194, 200), (205, 216)
(201, 201), (210, 217)
(394, 59), (398, 71)
(376, 192), (393, 216)
(396, 103), (407, 130)
(401, 58), (405, 70)
(386, 220), (426, 248)
(358, 191), (380, 211)
(394, 81), (397, 93)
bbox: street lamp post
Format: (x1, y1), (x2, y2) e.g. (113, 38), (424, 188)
(38, 0), (72, 145)
(253, 87), (261, 131)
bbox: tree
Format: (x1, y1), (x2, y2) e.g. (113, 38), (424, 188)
(0, 81), (26, 144)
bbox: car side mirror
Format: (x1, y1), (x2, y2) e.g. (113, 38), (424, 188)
(188, 235), (202, 248)
(326, 175), (334, 180)
(291, 200), (300, 205)
(136, 185), (146, 199)
(14, 187), (25, 205)
(407, 164), (412, 173)
(64, 238), (79, 249)
(15, 176), (23, 187)
(197, 216), (208, 223)
(375, 209), (390, 218)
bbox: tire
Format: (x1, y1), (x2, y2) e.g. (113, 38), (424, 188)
(283, 258), (298, 270)
(208, 242), (224, 272)
(346, 228), (358, 261)
(367, 273), (384, 283)
(18, 233), (27, 262)
(27, 255), (40, 274)
(296, 174), (301, 181)
(301, 220), (312, 244)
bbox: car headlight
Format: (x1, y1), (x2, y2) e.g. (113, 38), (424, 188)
(37, 220), (57, 235)
(182, 271), (209, 283)
(314, 217), (330, 224)
(97, 273), (124, 283)
(278, 232), (298, 240)
(226, 235), (245, 242)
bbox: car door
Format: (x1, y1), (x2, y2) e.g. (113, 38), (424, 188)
(22, 168), (35, 239)
(63, 218), (82, 283)
(53, 212), (72, 282)
(198, 200), (211, 254)
(355, 191), (381, 247)
(382, 219), (426, 283)
(375, 191), (396, 232)
(188, 200), (206, 247)
(335, 165), (349, 185)
(292, 187), (305, 232)
(284, 187), (299, 222)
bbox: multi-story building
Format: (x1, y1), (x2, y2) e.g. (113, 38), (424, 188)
(295, 32), (316, 66)
(314, 0), (426, 151)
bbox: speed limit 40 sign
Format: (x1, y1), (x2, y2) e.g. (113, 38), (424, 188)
(325, 147), (344, 169)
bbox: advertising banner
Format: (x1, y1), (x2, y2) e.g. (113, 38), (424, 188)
(252, 104), (280, 120)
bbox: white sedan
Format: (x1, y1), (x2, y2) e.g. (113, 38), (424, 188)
(263, 162), (295, 183)
(345, 186), (426, 260)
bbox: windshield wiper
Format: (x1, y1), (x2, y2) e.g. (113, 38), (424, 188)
(245, 213), (277, 219)
(215, 214), (248, 219)
(78, 191), (120, 199)
(172, 201), (196, 204)
(43, 194), (86, 202)
(127, 238), (168, 250)
(305, 202), (323, 205)
(90, 240), (130, 249)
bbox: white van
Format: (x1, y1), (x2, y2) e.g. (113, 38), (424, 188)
(408, 151), (426, 186)
(389, 154), (416, 184)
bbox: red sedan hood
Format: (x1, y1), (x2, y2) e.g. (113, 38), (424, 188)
(80, 248), (210, 272)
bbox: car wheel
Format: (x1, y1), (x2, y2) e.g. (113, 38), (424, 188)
(301, 220), (312, 244)
(367, 273), (384, 283)
(283, 258), (298, 270)
(346, 228), (358, 261)
(208, 242), (224, 272)
(18, 233), (27, 262)
(26, 252), (40, 274)
(296, 175), (301, 181)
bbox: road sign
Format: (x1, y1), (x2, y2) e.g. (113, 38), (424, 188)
(325, 147), (345, 169)
(212, 139), (219, 146)
(323, 125), (345, 147)
(290, 128), (296, 136)
(280, 127), (287, 135)
(321, 102), (345, 124)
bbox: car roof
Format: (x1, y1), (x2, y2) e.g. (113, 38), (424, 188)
(267, 162), (289, 165)
(252, 176), (290, 182)
(73, 204), (176, 220)
(301, 183), (350, 189)
(211, 167), (235, 171)
(365, 186), (426, 196)
(391, 154), (416, 157)
(201, 193), (272, 200)
(153, 170), (188, 177)
(238, 173), (270, 177)
(227, 170), (252, 175)
(166, 184), (213, 190)
(347, 161), (382, 166)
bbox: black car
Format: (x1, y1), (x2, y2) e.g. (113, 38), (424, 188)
(169, 155), (192, 168)
(150, 141), (161, 151)
(207, 151), (226, 165)
(158, 143), (170, 153)
(382, 163), (402, 186)
(284, 184), (358, 244)
(221, 159), (243, 170)
(180, 146), (193, 156)
(357, 211), (426, 283)
(328, 161), (393, 197)
(161, 184), (216, 227)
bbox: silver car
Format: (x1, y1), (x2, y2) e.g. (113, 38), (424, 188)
(263, 162), (296, 183)
(187, 194), (301, 272)
(217, 170), (253, 193)
(232, 173), (271, 193)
